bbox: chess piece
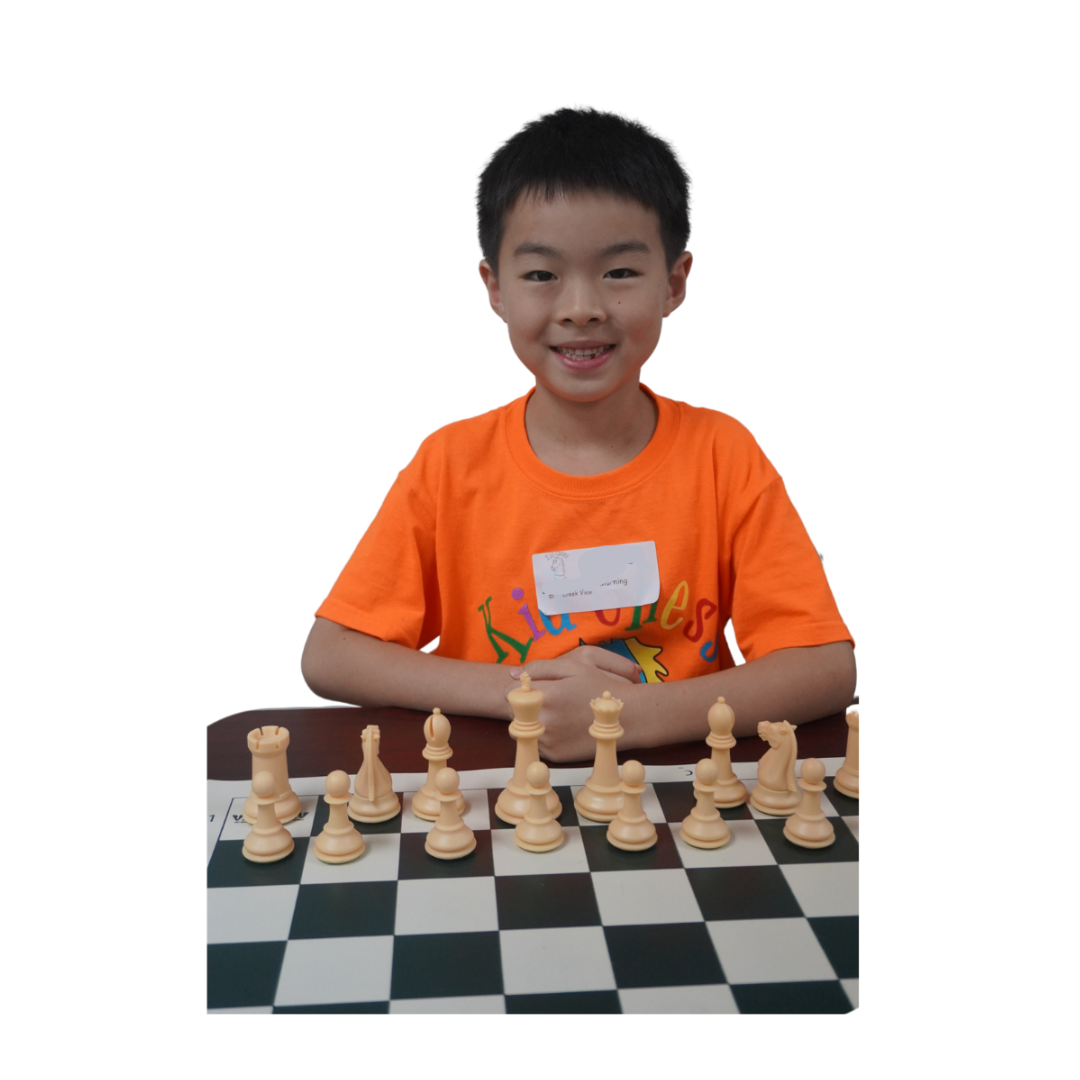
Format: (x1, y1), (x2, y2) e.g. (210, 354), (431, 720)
(314, 770), (366, 864)
(606, 760), (657, 851)
(242, 726), (301, 825)
(749, 720), (801, 816)
(574, 691), (625, 822)
(412, 708), (464, 821)
(348, 725), (401, 823)
(833, 709), (859, 799)
(242, 771), (295, 863)
(425, 767), (476, 860)
(784, 758), (836, 848)
(515, 762), (565, 852)
(495, 673), (561, 824)
(706, 697), (747, 807)
(679, 759), (731, 849)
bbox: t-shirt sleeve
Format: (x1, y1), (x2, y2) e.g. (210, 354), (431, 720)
(724, 459), (853, 662)
(314, 442), (442, 649)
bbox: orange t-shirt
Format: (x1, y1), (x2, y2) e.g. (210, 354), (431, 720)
(316, 386), (852, 681)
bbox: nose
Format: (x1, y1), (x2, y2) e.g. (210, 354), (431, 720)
(555, 277), (606, 325)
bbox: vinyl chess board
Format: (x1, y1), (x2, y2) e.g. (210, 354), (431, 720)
(207, 762), (858, 1014)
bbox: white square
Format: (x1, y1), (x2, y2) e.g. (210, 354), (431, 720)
(841, 978), (858, 1009)
(618, 984), (738, 1014)
(394, 877), (499, 936)
(843, 815), (859, 842)
(671, 819), (778, 868)
(300, 832), (401, 884)
(207, 885), (298, 944)
(390, 995), (506, 1014)
(490, 825), (591, 876)
(706, 918), (836, 984)
(218, 796), (319, 841)
(274, 936), (394, 1007)
(590, 869), (703, 926)
(568, 783), (665, 826)
(399, 789), (490, 833)
(500, 926), (616, 995)
(781, 862), (859, 918)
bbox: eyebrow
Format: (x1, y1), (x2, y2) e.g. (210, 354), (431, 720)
(511, 240), (652, 259)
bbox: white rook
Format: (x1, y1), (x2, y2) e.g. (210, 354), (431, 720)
(242, 726), (301, 825)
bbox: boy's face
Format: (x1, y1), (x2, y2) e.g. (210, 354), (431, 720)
(479, 191), (691, 405)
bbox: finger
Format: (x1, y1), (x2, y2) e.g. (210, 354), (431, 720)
(584, 652), (641, 680)
(508, 661), (575, 682)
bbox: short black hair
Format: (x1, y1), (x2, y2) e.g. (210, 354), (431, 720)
(477, 107), (691, 277)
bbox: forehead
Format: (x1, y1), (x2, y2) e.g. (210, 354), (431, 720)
(500, 190), (662, 258)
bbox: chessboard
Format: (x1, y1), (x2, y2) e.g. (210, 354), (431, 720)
(207, 761), (858, 1014)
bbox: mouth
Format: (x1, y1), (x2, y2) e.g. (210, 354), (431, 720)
(551, 343), (615, 370)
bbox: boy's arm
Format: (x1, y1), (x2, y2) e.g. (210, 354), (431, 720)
(302, 617), (513, 718)
(526, 641), (856, 762)
(300, 617), (641, 721)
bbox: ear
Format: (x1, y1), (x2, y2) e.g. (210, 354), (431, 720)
(660, 249), (695, 319)
(479, 260), (507, 322)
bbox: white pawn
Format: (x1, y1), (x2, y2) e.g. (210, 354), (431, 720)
(784, 758), (836, 849)
(314, 770), (366, 864)
(606, 760), (658, 852)
(242, 771), (295, 863)
(424, 767), (476, 860)
(515, 762), (564, 853)
(679, 759), (731, 849)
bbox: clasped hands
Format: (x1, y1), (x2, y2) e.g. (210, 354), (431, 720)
(502, 645), (642, 763)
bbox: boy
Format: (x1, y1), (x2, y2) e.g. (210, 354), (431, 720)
(302, 108), (855, 763)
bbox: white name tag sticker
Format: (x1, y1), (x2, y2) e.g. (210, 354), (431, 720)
(532, 541), (660, 616)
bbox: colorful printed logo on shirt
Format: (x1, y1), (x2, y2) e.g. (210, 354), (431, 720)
(477, 578), (722, 682)
(585, 636), (669, 684)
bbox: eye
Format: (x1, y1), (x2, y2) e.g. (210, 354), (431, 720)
(524, 270), (556, 282)
(524, 268), (639, 282)
(605, 268), (639, 279)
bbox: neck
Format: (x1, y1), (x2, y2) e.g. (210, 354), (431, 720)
(524, 380), (658, 477)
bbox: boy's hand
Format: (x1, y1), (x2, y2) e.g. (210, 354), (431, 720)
(505, 647), (642, 763)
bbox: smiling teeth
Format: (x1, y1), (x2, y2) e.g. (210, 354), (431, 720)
(559, 346), (610, 359)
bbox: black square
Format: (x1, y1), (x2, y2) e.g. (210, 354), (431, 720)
(824, 777), (859, 818)
(486, 786), (578, 829)
(651, 780), (753, 822)
(506, 990), (620, 1013)
(288, 881), (397, 939)
(495, 873), (602, 930)
(756, 817), (860, 865)
(397, 830), (494, 879)
(651, 780), (696, 822)
(390, 931), (503, 999)
(731, 980), (853, 1014)
(686, 866), (804, 921)
(207, 839), (308, 889)
(272, 1001), (390, 1013)
(604, 923), (724, 989)
(207, 942), (286, 1009)
(313, 794), (403, 834)
(809, 916), (859, 979)
(579, 822), (684, 872)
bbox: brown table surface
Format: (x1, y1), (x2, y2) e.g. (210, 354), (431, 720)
(207, 702), (855, 781)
